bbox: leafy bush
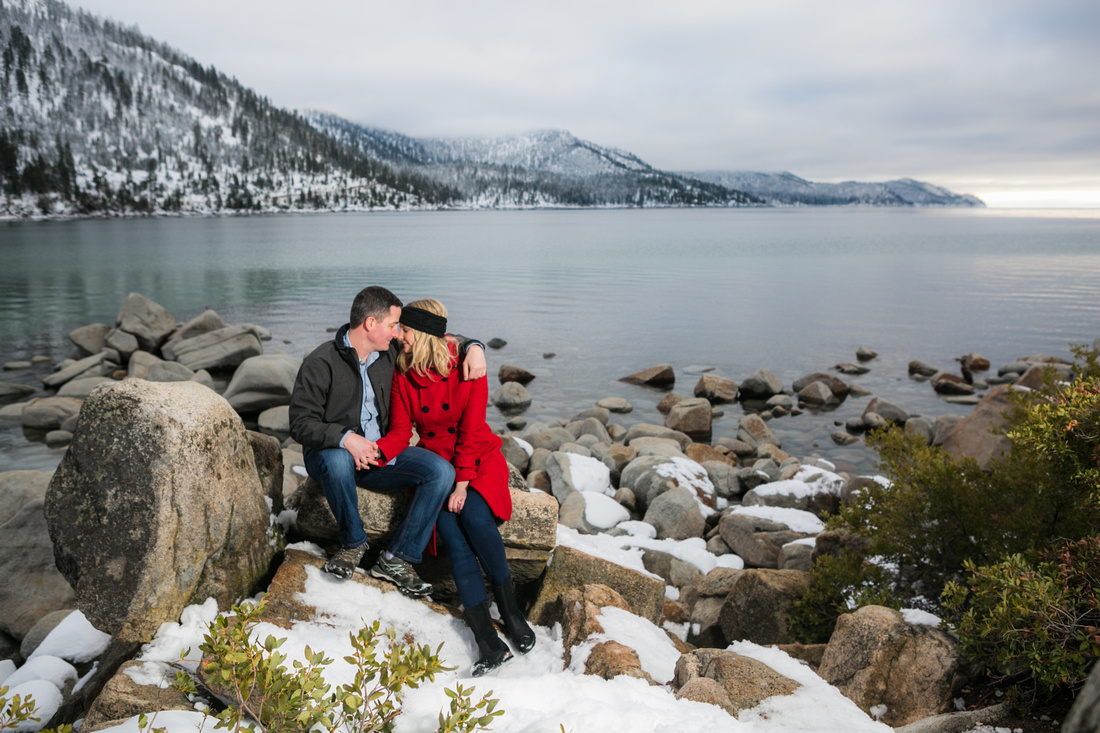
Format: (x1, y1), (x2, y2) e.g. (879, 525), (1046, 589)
(185, 598), (503, 733)
(943, 537), (1100, 697)
(790, 347), (1100, 646)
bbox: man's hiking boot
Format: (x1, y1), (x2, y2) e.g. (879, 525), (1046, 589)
(370, 554), (432, 597)
(323, 543), (368, 580)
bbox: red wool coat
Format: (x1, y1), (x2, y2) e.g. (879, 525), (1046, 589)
(377, 346), (512, 522)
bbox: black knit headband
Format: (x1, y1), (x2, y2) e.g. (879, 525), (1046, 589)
(400, 306), (447, 338)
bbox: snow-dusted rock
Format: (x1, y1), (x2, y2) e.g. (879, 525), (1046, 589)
(643, 486), (705, 540)
(674, 648), (800, 717)
(529, 546), (665, 625)
(719, 508), (819, 569)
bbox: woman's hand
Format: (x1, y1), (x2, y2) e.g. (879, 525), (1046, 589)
(462, 345), (487, 381)
(448, 481), (470, 513)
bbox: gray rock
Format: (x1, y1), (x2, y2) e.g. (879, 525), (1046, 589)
(702, 461), (740, 499)
(619, 364), (675, 387)
(161, 310), (229, 360)
(19, 609), (75, 660)
(3, 360), (31, 370)
(909, 360), (939, 377)
(831, 431), (859, 446)
(45, 430), (73, 448)
(544, 451), (611, 503)
(257, 405), (291, 441)
(116, 292), (176, 352)
(128, 350), (163, 380)
(856, 346), (878, 361)
(931, 373), (975, 396)
(643, 486), (705, 540)
(997, 360), (1030, 376)
(0, 401), (29, 423)
(619, 455), (682, 511)
(191, 369), (215, 390)
(104, 329), (139, 362)
(778, 541), (814, 571)
(904, 417), (934, 445)
(765, 394), (793, 410)
(490, 381), (532, 410)
(1063, 656), (1100, 733)
(0, 383), (36, 405)
(570, 406), (611, 425)
(719, 512), (813, 569)
(642, 549), (702, 588)
(221, 352), (302, 413)
(500, 436), (531, 473)
(68, 323), (112, 356)
(57, 376), (112, 399)
(44, 380), (280, 642)
(739, 368), (783, 399)
(718, 569), (811, 644)
(629, 437), (685, 458)
(42, 352), (109, 389)
(664, 397), (712, 441)
(862, 397), (909, 424)
(622, 423), (692, 451)
(559, 442), (592, 458)
(737, 414), (779, 447)
(171, 325), (264, 372)
(22, 396), (83, 431)
(693, 373), (739, 403)
(931, 414), (963, 446)
(834, 362), (870, 375)
(792, 372), (850, 398)
(146, 361), (196, 383)
(498, 364), (535, 385)
(521, 422), (577, 452)
(595, 397), (633, 414)
(0, 496), (76, 640)
(567, 416), (612, 444)
(656, 392), (686, 415)
(848, 382), (872, 398)
(798, 381), (838, 407)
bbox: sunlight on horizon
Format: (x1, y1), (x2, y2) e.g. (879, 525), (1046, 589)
(978, 190), (1100, 209)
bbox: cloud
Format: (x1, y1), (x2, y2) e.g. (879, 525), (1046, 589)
(74, 0), (1100, 196)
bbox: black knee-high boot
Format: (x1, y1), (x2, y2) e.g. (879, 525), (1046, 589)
(464, 602), (512, 676)
(492, 577), (536, 653)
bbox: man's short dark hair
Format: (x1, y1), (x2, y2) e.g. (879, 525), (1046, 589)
(350, 286), (402, 328)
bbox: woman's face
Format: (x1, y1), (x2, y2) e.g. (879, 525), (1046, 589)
(399, 326), (416, 353)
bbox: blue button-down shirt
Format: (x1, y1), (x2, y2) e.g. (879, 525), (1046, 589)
(339, 332), (382, 447)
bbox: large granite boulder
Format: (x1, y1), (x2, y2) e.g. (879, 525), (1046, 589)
(170, 324), (263, 372)
(673, 649), (800, 718)
(116, 293), (176, 352)
(544, 451), (612, 503)
(529, 546), (665, 625)
(818, 605), (963, 727)
(718, 569), (811, 645)
(221, 352), (301, 413)
(44, 380), (280, 642)
(719, 511), (816, 569)
(0, 471), (75, 640)
(290, 479), (556, 585)
(940, 384), (1017, 470)
(620, 454), (712, 513)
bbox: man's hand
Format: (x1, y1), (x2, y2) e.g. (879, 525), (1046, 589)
(463, 344), (486, 381)
(448, 481), (470, 513)
(343, 433), (380, 470)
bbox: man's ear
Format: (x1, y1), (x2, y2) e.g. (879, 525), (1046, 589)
(362, 316), (375, 331)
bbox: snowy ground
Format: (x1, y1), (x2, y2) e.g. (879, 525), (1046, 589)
(4, 547), (897, 733)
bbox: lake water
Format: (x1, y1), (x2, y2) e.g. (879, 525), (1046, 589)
(2, 207), (1099, 474)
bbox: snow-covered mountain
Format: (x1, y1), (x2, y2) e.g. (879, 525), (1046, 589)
(306, 113), (760, 208)
(684, 170), (985, 207)
(0, 0), (455, 217)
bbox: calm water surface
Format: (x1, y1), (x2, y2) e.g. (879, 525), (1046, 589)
(2, 207), (1099, 473)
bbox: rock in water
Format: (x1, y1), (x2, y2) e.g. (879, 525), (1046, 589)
(44, 380), (280, 642)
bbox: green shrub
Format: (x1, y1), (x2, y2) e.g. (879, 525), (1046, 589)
(943, 537), (1100, 698)
(787, 549), (897, 644)
(185, 598), (504, 733)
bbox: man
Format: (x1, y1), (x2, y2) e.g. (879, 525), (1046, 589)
(288, 286), (486, 595)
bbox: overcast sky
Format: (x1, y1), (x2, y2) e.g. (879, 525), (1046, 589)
(73, 0), (1100, 206)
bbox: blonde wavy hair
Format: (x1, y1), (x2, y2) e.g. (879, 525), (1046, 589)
(397, 298), (453, 378)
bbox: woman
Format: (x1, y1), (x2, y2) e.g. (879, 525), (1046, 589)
(376, 298), (536, 676)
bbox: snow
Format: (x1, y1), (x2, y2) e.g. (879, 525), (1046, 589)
(582, 491), (630, 528)
(1, 656), (76, 692)
(557, 525), (743, 576)
(731, 505), (826, 534)
(0, 659), (14, 686)
(513, 436), (534, 456)
(27, 611), (111, 664)
(653, 456), (715, 508)
(567, 454), (614, 495)
(901, 609), (942, 627)
(2, 680), (62, 732)
(83, 578), (893, 733)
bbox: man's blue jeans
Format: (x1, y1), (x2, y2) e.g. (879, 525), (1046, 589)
(304, 445), (455, 564)
(436, 488), (510, 608)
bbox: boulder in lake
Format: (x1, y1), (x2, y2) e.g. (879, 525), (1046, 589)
(862, 396), (909, 425)
(22, 396), (83, 431)
(44, 380), (280, 642)
(490, 381), (532, 411)
(931, 372), (974, 396)
(908, 360), (938, 377)
(0, 382), (36, 405)
(619, 364), (675, 387)
(170, 324), (263, 372)
(738, 368), (783, 399)
(834, 362), (869, 375)
(737, 414), (779, 447)
(104, 329), (139, 362)
(694, 373), (739, 403)
(798, 381), (838, 407)
(856, 346), (878, 362)
(595, 397), (633, 414)
(792, 372), (850, 399)
(68, 323), (112, 357)
(161, 310), (228, 360)
(498, 363), (535, 385)
(221, 352), (302, 413)
(664, 397), (712, 441)
(116, 293), (176, 352)
(42, 352), (109, 389)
